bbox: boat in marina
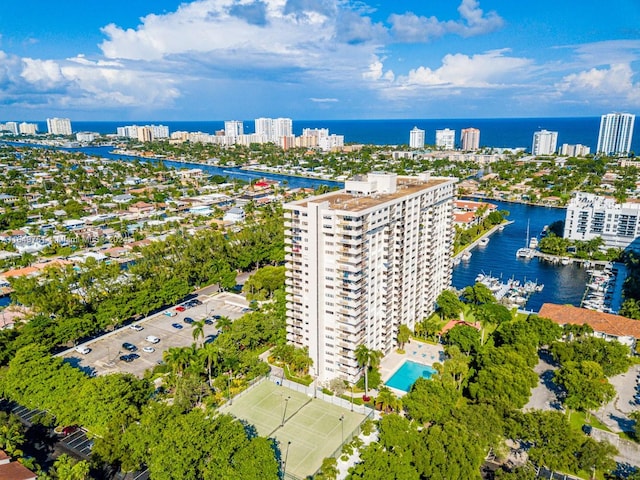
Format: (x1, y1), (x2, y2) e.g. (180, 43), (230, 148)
(479, 237), (489, 247)
(516, 247), (535, 259)
(560, 257), (570, 265)
(529, 237), (539, 249)
(461, 251), (472, 261)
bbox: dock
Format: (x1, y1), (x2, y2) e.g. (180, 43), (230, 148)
(454, 220), (514, 261)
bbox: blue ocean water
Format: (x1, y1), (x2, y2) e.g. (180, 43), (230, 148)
(30, 117), (640, 153)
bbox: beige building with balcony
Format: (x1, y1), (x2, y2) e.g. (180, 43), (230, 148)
(283, 172), (456, 383)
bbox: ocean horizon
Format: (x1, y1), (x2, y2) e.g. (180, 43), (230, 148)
(20, 117), (640, 153)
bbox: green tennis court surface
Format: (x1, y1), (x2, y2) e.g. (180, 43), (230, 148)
(219, 380), (367, 479)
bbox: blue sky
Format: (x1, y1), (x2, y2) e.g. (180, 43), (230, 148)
(1, 0), (639, 121)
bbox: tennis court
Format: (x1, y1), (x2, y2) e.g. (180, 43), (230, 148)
(219, 380), (367, 479)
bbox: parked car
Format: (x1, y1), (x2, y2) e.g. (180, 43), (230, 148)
(120, 354), (134, 362)
(62, 425), (78, 436)
(145, 335), (160, 344)
(75, 345), (91, 355)
(171, 323), (183, 330)
(204, 318), (214, 325)
(175, 306), (186, 312)
(122, 342), (137, 352)
(130, 324), (144, 331)
(163, 311), (177, 317)
(184, 317), (194, 324)
(143, 346), (155, 353)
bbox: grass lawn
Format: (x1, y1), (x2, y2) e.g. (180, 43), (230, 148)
(567, 409), (611, 433)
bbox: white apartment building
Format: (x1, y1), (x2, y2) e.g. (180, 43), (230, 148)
(531, 129), (558, 155)
(461, 128), (480, 151)
(409, 127), (425, 149)
(46, 117), (72, 135)
(255, 117), (293, 143)
(560, 144), (591, 157)
(564, 192), (640, 250)
(435, 129), (455, 150)
(116, 124), (169, 140)
(597, 113), (635, 156)
(19, 122), (38, 135)
(224, 120), (244, 138)
(0, 122), (18, 135)
(284, 172), (456, 383)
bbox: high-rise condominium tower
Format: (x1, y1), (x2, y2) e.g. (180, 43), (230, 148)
(284, 172), (456, 383)
(435, 129), (455, 150)
(461, 128), (480, 151)
(532, 130), (558, 155)
(597, 113), (635, 156)
(409, 127), (425, 149)
(46, 117), (72, 135)
(224, 120), (244, 138)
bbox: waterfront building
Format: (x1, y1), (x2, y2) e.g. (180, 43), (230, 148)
(283, 172), (456, 383)
(46, 117), (72, 135)
(460, 128), (480, 151)
(560, 143), (591, 157)
(224, 120), (244, 138)
(0, 122), (18, 135)
(531, 129), (558, 155)
(18, 122), (38, 135)
(564, 192), (640, 250)
(137, 126), (153, 143)
(76, 132), (97, 142)
(255, 117), (293, 143)
(597, 112), (635, 156)
(435, 129), (455, 150)
(409, 127), (425, 149)
(117, 124), (168, 140)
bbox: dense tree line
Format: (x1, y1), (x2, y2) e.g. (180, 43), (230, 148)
(0, 204), (284, 364)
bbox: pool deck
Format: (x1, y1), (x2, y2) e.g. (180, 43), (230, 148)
(379, 339), (445, 396)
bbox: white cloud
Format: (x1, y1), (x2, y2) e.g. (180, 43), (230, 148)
(310, 97), (338, 102)
(389, 0), (503, 43)
(557, 63), (640, 106)
(21, 58), (65, 88)
(396, 50), (531, 88)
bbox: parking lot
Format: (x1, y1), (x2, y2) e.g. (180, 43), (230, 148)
(59, 291), (251, 378)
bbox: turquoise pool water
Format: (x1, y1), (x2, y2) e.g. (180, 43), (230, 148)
(385, 360), (436, 392)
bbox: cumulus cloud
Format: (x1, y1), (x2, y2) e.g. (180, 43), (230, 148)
(362, 57), (394, 82)
(396, 49), (531, 88)
(389, 0), (503, 43)
(557, 63), (640, 106)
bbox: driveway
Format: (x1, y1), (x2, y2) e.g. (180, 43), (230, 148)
(524, 349), (563, 412)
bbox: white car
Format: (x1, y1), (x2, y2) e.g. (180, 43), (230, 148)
(130, 324), (144, 331)
(75, 345), (91, 354)
(143, 346), (155, 353)
(145, 335), (160, 344)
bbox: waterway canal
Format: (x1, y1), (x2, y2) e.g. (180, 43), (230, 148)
(452, 200), (588, 313)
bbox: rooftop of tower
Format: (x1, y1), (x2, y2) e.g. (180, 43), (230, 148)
(292, 174), (453, 213)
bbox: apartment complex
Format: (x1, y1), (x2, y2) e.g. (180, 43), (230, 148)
(284, 172), (456, 383)
(255, 117), (293, 142)
(564, 192), (640, 250)
(597, 112), (635, 156)
(531, 129), (558, 155)
(460, 128), (480, 151)
(46, 117), (72, 135)
(224, 120), (244, 138)
(409, 126), (425, 149)
(560, 143), (591, 157)
(435, 129), (455, 150)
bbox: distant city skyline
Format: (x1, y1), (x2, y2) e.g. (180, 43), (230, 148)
(0, 1), (638, 121)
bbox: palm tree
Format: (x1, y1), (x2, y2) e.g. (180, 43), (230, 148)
(191, 319), (206, 348)
(215, 316), (232, 333)
(199, 343), (222, 387)
(355, 344), (383, 401)
(375, 386), (401, 413)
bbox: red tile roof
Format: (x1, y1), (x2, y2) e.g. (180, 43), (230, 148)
(0, 460), (37, 480)
(539, 303), (640, 339)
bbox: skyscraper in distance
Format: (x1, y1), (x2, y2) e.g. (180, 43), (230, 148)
(460, 128), (480, 151)
(435, 128), (455, 149)
(532, 129), (558, 155)
(46, 117), (72, 135)
(597, 113), (635, 156)
(283, 172), (456, 383)
(409, 126), (425, 149)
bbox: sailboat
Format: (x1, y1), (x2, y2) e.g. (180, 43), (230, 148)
(516, 219), (534, 259)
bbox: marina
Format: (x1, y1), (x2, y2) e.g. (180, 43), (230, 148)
(475, 273), (544, 309)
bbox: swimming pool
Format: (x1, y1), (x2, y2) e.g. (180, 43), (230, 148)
(385, 360), (436, 392)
